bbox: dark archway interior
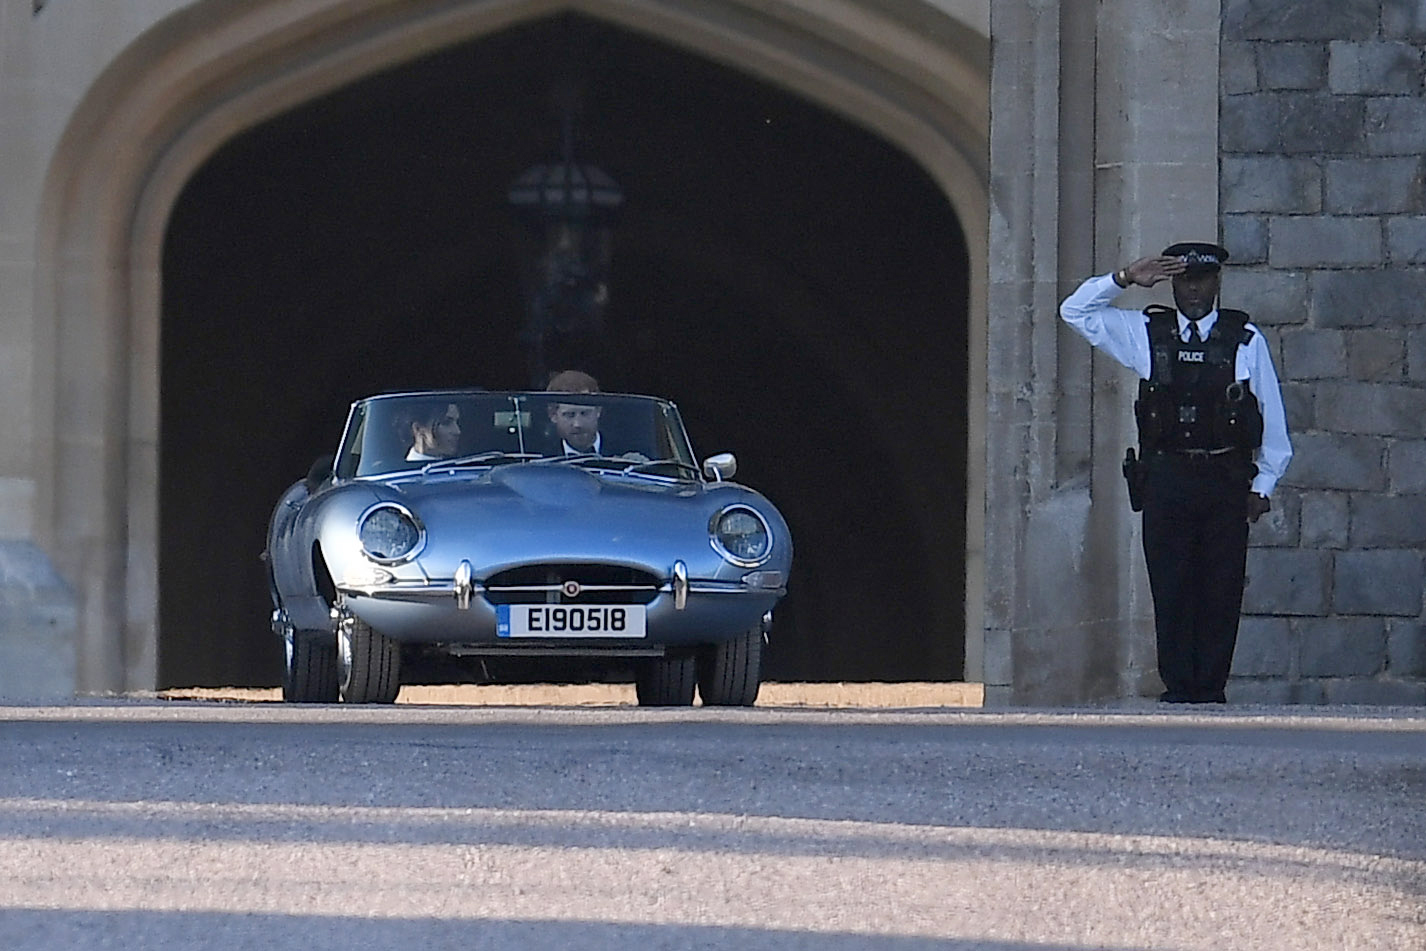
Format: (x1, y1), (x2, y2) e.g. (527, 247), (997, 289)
(160, 14), (969, 687)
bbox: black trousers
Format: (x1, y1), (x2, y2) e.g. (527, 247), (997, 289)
(1141, 451), (1252, 703)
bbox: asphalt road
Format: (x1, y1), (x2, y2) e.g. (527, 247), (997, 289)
(0, 701), (1422, 950)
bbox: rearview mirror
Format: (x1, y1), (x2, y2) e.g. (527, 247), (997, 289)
(702, 452), (737, 481)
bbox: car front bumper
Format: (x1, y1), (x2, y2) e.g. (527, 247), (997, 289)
(336, 559), (784, 647)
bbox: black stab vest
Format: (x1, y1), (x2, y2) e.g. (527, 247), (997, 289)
(1134, 305), (1264, 452)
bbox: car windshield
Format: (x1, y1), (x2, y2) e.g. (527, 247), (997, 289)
(335, 391), (699, 479)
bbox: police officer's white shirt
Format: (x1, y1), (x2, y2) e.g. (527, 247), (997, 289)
(1059, 272), (1293, 497)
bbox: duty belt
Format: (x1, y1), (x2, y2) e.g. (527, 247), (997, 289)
(1160, 447), (1239, 458)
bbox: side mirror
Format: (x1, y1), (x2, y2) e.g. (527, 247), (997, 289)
(701, 452), (737, 481)
(304, 454), (335, 495)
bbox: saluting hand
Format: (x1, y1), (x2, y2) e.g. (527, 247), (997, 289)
(1122, 255), (1186, 287)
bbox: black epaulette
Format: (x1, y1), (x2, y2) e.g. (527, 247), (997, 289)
(1143, 305), (1179, 385)
(1216, 308), (1255, 347)
(1202, 309), (1252, 368)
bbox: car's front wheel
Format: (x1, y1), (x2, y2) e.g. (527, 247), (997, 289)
(697, 624), (763, 706)
(634, 653), (697, 706)
(339, 618), (401, 704)
(283, 628), (339, 703)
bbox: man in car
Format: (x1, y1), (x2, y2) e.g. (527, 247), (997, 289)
(543, 370), (650, 462)
(545, 369), (604, 455)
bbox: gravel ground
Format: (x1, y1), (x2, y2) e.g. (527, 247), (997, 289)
(0, 698), (1421, 950)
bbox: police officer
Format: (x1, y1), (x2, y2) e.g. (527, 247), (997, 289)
(1060, 242), (1292, 703)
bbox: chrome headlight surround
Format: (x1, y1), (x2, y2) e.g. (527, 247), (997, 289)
(356, 501), (426, 565)
(709, 504), (773, 567)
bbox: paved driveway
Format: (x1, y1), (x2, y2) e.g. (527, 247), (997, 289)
(0, 701), (1422, 949)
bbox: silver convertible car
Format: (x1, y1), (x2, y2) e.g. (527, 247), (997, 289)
(265, 390), (791, 706)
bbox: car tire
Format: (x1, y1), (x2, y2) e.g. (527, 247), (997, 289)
(283, 628), (339, 703)
(339, 618), (401, 704)
(634, 653), (697, 706)
(697, 624), (763, 707)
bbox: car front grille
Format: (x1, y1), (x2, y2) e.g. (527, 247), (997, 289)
(484, 564), (661, 605)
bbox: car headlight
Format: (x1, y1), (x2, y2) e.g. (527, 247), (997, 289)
(357, 502), (424, 564)
(710, 505), (772, 567)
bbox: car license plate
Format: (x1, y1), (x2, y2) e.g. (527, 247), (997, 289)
(497, 604), (647, 638)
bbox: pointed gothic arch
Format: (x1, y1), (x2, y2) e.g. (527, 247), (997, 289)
(34, 0), (988, 691)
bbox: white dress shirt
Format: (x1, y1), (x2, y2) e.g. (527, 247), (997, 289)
(563, 434), (602, 455)
(1060, 273), (1292, 497)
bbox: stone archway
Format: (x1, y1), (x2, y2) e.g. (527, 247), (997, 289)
(34, 0), (989, 692)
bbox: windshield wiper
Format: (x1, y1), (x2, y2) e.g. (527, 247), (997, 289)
(535, 453), (636, 470)
(422, 451), (541, 473)
(626, 459), (701, 479)
(533, 454), (696, 478)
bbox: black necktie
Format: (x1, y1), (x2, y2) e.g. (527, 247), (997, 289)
(1186, 321), (1202, 344)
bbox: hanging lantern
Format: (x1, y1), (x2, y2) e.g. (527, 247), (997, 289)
(508, 113), (623, 388)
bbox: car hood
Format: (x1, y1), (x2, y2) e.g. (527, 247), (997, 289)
(394, 463), (701, 510)
(366, 464), (788, 579)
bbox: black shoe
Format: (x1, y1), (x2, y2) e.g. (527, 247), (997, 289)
(1159, 691), (1193, 703)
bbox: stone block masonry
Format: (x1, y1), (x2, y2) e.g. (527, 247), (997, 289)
(1222, 0), (1426, 706)
(1329, 40), (1422, 94)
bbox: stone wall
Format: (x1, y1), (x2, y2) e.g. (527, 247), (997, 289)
(1222, 0), (1426, 703)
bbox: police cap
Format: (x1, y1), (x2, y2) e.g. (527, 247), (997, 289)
(1162, 241), (1229, 272)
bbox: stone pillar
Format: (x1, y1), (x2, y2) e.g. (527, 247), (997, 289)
(0, 542), (77, 700)
(988, 0), (1221, 704)
(987, 0), (1065, 704)
(0, 0), (79, 700)
(1093, 0), (1223, 698)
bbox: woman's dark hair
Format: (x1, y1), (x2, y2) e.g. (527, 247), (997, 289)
(392, 400), (453, 447)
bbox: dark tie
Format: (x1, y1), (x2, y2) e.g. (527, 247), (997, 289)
(1186, 321), (1202, 344)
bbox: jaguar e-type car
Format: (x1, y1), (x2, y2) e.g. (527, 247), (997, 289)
(265, 389), (791, 706)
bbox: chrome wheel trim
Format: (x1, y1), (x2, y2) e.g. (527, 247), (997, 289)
(337, 623), (354, 693)
(274, 610), (296, 679)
